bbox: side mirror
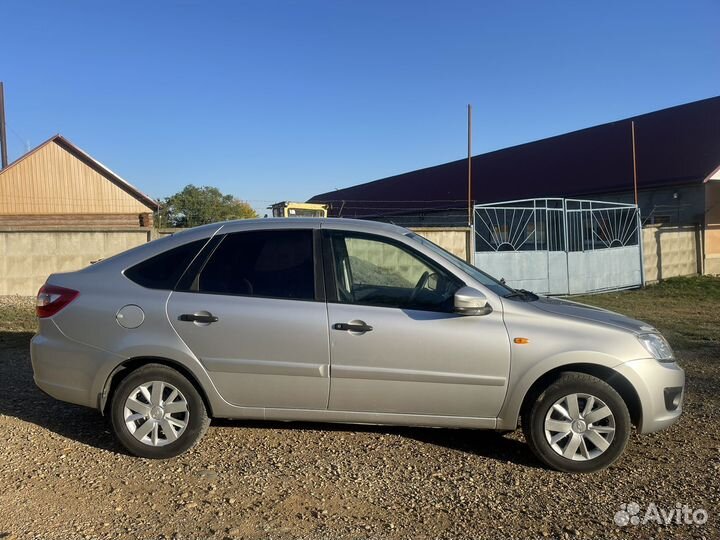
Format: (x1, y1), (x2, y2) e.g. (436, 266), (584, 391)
(454, 286), (493, 316)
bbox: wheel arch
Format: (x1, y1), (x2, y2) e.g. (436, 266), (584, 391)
(517, 363), (642, 429)
(100, 356), (214, 418)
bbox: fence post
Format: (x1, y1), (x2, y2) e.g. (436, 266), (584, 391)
(469, 206), (475, 263)
(563, 199), (570, 295)
(697, 223), (704, 275)
(545, 202), (551, 292)
(580, 200), (584, 252)
(533, 199), (537, 251)
(637, 209), (646, 287)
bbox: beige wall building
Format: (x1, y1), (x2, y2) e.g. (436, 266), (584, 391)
(0, 135), (158, 295)
(705, 169), (720, 275)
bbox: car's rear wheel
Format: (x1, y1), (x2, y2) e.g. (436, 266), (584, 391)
(522, 372), (631, 473)
(110, 364), (210, 459)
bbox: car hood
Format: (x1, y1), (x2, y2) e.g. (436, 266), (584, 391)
(530, 296), (656, 335)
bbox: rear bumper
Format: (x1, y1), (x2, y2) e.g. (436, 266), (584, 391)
(30, 321), (118, 410)
(614, 358), (685, 434)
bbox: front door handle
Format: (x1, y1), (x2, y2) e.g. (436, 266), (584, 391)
(179, 312), (219, 324)
(332, 322), (373, 332)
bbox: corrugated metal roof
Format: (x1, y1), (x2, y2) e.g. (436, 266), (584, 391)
(309, 96), (720, 218)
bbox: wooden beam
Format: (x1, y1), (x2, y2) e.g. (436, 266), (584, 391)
(0, 213), (146, 227)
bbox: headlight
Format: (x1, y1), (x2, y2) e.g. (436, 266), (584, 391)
(637, 333), (674, 362)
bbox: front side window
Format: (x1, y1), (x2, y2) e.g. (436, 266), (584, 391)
(194, 230), (315, 300)
(406, 232), (514, 297)
(329, 233), (460, 311)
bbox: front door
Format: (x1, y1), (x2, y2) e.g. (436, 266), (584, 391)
(324, 230), (510, 418)
(167, 228), (330, 409)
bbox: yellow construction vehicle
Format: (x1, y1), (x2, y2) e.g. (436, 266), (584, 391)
(269, 201), (328, 218)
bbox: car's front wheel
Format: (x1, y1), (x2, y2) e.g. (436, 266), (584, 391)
(523, 372), (631, 473)
(110, 364), (210, 459)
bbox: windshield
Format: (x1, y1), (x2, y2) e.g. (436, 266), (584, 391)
(406, 232), (515, 297)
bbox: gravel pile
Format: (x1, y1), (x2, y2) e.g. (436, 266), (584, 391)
(0, 320), (717, 538)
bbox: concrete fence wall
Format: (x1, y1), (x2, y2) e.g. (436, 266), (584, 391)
(0, 229), (151, 296)
(0, 223), (706, 297)
(0, 226), (471, 297)
(409, 227), (472, 261)
(642, 225), (702, 283)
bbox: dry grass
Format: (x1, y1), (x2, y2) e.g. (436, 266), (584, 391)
(0, 296), (36, 333)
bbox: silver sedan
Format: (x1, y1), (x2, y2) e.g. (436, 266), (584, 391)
(31, 218), (684, 472)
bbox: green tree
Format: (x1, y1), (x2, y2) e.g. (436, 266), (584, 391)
(157, 184), (257, 228)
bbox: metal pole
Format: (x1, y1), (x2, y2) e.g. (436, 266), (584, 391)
(533, 199), (537, 251)
(631, 120), (639, 207)
(590, 201), (594, 250)
(467, 104), (472, 227)
(632, 122), (643, 288)
(580, 202), (585, 252)
(469, 204), (475, 264)
(545, 205), (550, 294)
(699, 222), (705, 275)
(637, 208), (645, 288)
(563, 199), (571, 294)
(0, 82), (8, 169)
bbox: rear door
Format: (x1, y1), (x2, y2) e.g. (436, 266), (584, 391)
(324, 230), (511, 418)
(167, 228), (330, 409)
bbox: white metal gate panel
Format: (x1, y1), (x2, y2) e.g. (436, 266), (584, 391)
(473, 198), (643, 295)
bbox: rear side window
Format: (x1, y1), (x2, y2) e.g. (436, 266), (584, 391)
(194, 230), (315, 300)
(124, 239), (206, 290)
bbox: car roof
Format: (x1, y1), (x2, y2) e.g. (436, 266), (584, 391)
(217, 217), (411, 236)
(80, 218), (414, 273)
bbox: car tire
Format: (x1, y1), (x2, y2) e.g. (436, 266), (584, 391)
(110, 363), (210, 459)
(522, 372), (631, 473)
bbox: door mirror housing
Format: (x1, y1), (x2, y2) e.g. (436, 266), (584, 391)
(454, 286), (493, 316)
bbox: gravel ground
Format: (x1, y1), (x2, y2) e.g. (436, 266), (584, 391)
(0, 289), (718, 540)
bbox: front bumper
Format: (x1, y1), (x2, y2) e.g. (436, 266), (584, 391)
(614, 358), (685, 434)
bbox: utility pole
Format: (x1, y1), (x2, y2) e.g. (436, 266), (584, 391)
(467, 104), (472, 227)
(631, 120), (638, 207)
(0, 82), (8, 169)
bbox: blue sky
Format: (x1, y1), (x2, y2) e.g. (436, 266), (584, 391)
(2, 0), (718, 214)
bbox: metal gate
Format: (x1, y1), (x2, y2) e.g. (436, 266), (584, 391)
(473, 198), (643, 295)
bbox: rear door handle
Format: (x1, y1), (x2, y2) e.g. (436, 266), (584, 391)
(179, 312), (219, 324)
(332, 322), (373, 332)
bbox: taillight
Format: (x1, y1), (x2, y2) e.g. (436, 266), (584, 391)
(36, 284), (79, 318)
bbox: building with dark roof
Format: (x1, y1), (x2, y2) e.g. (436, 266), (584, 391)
(309, 96), (720, 229)
(310, 97), (720, 275)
